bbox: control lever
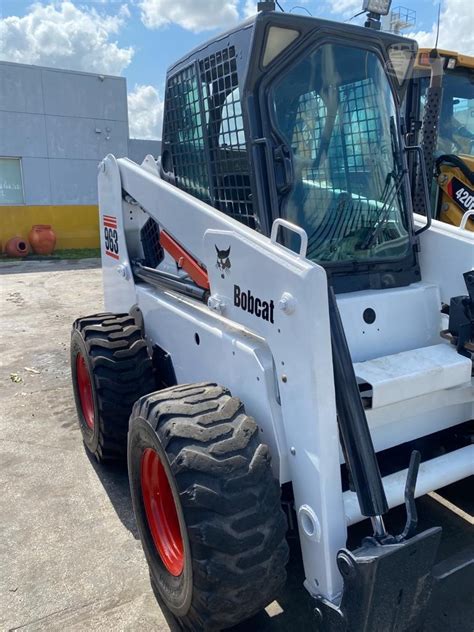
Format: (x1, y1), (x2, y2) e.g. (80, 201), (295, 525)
(319, 450), (441, 632)
(370, 450), (421, 545)
(396, 450), (421, 542)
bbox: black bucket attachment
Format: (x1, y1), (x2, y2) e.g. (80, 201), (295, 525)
(315, 527), (442, 632)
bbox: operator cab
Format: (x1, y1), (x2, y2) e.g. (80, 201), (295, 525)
(160, 8), (419, 293)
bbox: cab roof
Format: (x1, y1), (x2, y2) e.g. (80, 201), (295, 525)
(167, 10), (418, 77)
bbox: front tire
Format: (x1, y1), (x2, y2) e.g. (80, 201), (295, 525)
(71, 312), (155, 462)
(128, 382), (289, 631)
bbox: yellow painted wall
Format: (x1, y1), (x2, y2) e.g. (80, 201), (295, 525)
(0, 205), (100, 250)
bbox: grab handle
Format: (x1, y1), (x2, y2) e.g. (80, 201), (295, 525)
(270, 219), (308, 258)
(460, 210), (474, 230)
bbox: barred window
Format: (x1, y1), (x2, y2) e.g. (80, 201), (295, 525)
(163, 46), (257, 228)
(162, 65), (210, 203)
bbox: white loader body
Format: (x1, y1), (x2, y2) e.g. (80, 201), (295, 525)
(98, 153), (474, 602)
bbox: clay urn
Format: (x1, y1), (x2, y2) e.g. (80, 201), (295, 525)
(28, 224), (57, 255)
(5, 236), (30, 257)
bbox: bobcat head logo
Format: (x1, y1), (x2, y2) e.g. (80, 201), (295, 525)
(215, 245), (231, 277)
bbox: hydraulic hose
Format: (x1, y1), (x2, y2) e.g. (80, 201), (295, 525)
(328, 287), (389, 520)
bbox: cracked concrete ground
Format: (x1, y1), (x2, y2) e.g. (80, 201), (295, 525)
(0, 260), (170, 632)
(0, 259), (315, 632)
(0, 260), (472, 632)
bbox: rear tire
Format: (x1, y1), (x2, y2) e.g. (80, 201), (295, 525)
(128, 382), (289, 631)
(71, 312), (155, 462)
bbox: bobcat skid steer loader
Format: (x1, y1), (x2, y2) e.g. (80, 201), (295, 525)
(70, 5), (474, 631)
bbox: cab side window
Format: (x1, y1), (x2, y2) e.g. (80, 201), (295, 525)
(162, 47), (257, 228)
(162, 65), (211, 203)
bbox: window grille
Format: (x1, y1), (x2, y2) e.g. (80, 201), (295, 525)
(289, 79), (389, 258)
(162, 46), (256, 228)
(140, 217), (163, 268)
(200, 47), (256, 228)
(162, 65), (211, 203)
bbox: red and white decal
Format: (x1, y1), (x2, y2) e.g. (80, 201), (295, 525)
(103, 215), (120, 260)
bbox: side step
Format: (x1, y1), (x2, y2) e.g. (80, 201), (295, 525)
(344, 445), (474, 525)
(353, 343), (472, 409)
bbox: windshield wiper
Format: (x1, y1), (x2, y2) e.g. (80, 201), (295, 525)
(360, 116), (406, 251)
(359, 168), (406, 250)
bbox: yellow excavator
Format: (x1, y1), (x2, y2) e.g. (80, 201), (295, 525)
(406, 47), (473, 230)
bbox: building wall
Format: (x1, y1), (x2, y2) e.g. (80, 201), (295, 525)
(0, 61), (160, 251)
(0, 205), (99, 250)
(128, 138), (162, 164)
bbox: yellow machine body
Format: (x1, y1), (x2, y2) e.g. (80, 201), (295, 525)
(413, 49), (474, 230)
(415, 48), (474, 71)
(437, 155), (474, 231)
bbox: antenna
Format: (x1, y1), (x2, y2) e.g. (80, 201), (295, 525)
(429, 2), (444, 90)
(434, 2), (441, 50)
(289, 5), (312, 15)
(346, 10), (365, 22)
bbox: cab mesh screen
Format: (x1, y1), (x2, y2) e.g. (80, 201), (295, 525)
(140, 217), (163, 269)
(163, 65), (211, 203)
(289, 78), (385, 258)
(163, 47), (256, 228)
(200, 47), (256, 229)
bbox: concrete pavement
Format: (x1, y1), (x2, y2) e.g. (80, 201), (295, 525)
(1, 260), (472, 632)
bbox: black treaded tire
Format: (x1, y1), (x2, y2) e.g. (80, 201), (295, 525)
(128, 382), (289, 631)
(71, 312), (155, 462)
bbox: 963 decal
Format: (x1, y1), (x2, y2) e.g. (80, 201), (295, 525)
(103, 215), (119, 260)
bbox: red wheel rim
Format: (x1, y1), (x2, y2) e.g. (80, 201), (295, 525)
(140, 448), (184, 576)
(76, 353), (94, 430)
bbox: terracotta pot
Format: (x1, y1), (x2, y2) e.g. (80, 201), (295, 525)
(28, 224), (57, 255)
(5, 236), (30, 257)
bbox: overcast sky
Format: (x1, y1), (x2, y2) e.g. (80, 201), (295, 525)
(1, 0), (473, 139)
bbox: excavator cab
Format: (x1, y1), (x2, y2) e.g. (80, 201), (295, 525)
(405, 49), (474, 229)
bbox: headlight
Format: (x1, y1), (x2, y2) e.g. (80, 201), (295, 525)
(362, 0), (392, 16)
